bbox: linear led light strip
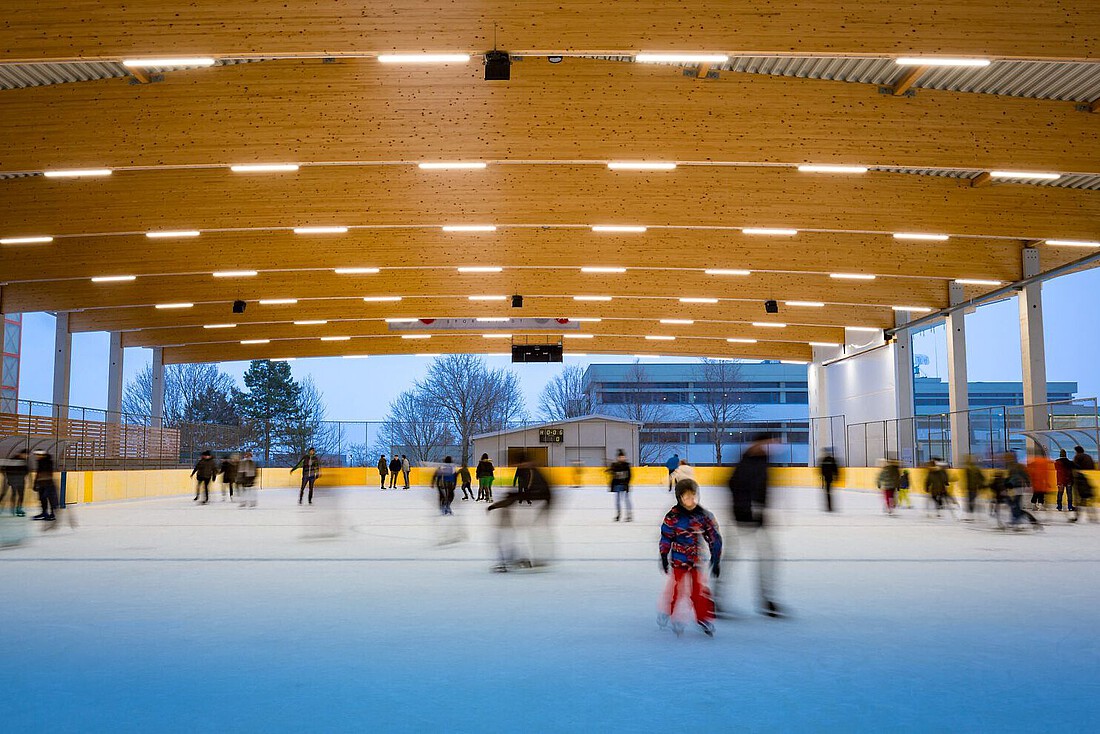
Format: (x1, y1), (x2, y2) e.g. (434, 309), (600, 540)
(213, 270), (258, 278)
(320, 336), (351, 342)
(635, 54), (729, 64)
(893, 233), (949, 241)
(230, 164), (300, 173)
(259, 298), (298, 305)
(457, 266), (503, 273)
(591, 225), (647, 233)
(377, 54), (470, 63)
(335, 268), (380, 274)
(402, 334), (431, 340)
(43, 168), (112, 178)
(680, 297), (717, 304)
(241, 339), (270, 345)
(364, 296), (402, 302)
(418, 162), (486, 170)
(705, 269), (750, 276)
(569, 318), (602, 322)
(155, 303), (193, 309)
(1045, 240), (1100, 247)
(385, 318), (419, 323)
(752, 322), (787, 328)
(482, 334), (512, 339)
(146, 230), (200, 238)
(727, 338), (758, 344)
(574, 296), (612, 302)
(293, 226), (348, 235)
(786, 301), (824, 308)
(606, 162), (677, 171)
(123, 58), (216, 67)
(810, 341), (840, 347)
(469, 295), (506, 301)
(797, 164), (868, 174)
(563, 334), (594, 339)
(646, 335), (675, 341)
(1, 236), (53, 245)
(660, 319), (694, 325)
(581, 267), (627, 273)
(204, 324), (236, 329)
(742, 228), (798, 236)
(442, 225), (497, 233)
(295, 320), (328, 326)
(830, 273), (876, 280)
(91, 275), (136, 283)
(892, 306), (934, 313)
(955, 278), (1002, 286)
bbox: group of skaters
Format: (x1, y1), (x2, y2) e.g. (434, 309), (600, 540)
(870, 445), (1096, 529)
(0, 449), (65, 526)
(376, 454), (411, 490)
(190, 450), (258, 507)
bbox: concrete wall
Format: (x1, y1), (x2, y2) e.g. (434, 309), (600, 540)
(824, 344), (899, 426)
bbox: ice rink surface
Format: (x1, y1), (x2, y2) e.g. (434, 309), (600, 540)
(4, 482), (1099, 732)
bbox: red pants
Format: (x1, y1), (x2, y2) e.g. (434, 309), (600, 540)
(662, 566), (714, 623)
(883, 489), (896, 511)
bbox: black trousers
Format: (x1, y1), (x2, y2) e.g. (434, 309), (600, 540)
(37, 482), (58, 517)
(380, 472), (387, 488)
(299, 475), (316, 503)
(1, 476), (24, 510)
(389, 472), (399, 488)
(195, 477), (211, 502)
(822, 479), (834, 512)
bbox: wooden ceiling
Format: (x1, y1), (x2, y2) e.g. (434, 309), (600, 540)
(1, 4), (1098, 364)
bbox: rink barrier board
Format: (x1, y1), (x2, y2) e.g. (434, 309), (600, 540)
(57, 467), (1100, 504)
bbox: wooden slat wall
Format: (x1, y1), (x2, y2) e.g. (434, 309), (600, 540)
(1, 60), (1096, 172)
(1, 1), (1096, 60)
(0, 413), (181, 460)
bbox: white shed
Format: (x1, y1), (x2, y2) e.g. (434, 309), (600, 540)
(471, 415), (641, 467)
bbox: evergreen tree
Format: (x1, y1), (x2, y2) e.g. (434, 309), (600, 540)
(236, 360), (301, 464)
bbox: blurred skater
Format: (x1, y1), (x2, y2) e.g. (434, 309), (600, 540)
(1004, 453), (1041, 530)
(657, 479), (721, 637)
(1055, 449), (1075, 512)
(32, 450), (59, 523)
(476, 453), (494, 502)
(434, 457), (457, 515)
(1027, 448), (1052, 511)
(219, 453), (238, 502)
(925, 459), (956, 519)
(897, 468), (912, 509)
(237, 451), (258, 508)
(608, 450), (633, 522)
(458, 463), (474, 500)
(962, 455), (985, 519)
(191, 450), (217, 504)
(818, 448), (839, 512)
(877, 457), (901, 515)
(401, 455), (411, 489)
(670, 459), (695, 487)
(388, 455), (401, 489)
(1069, 446), (1096, 523)
(292, 447), (321, 505)
(1, 450), (28, 517)
(665, 453), (680, 491)
(726, 432), (784, 618)
(487, 452), (554, 570)
(377, 455), (389, 490)
(513, 459), (534, 505)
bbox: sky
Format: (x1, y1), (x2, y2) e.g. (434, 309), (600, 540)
(15, 267), (1100, 419)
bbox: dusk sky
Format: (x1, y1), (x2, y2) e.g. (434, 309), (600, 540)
(16, 267), (1100, 420)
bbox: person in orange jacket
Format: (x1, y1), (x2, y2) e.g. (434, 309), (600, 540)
(1026, 447), (1053, 511)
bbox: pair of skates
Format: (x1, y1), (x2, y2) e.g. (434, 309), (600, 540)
(657, 613), (714, 637)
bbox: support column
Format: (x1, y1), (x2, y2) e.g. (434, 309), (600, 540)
(106, 332), (124, 423)
(946, 283), (970, 466)
(150, 347), (165, 429)
(892, 312), (916, 465)
(1019, 247), (1048, 447)
(52, 312), (72, 410)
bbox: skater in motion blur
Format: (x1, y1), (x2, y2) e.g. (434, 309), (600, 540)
(32, 450), (58, 522)
(434, 456), (457, 515)
(818, 448), (839, 512)
(1, 450), (28, 517)
(962, 455), (985, 520)
(1069, 446), (1096, 523)
(1004, 452), (1041, 530)
(291, 447), (321, 505)
(458, 462), (474, 500)
(877, 456), (901, 515)
(607, 449), (632, 522)
(727, 432), (784, 618)
(237, 451), (258, 508)
(219, 453), (238, 502)
(665, 452), (680, 491)
(924, 459), (955, 518)
(191, 450), (217, 504)
(487, 452), (555, 571)
(897, 467), (912, 509)
(657, 479), (722, 637)
(1027, 447), (1052, 511)
(475, 453), (494, 502)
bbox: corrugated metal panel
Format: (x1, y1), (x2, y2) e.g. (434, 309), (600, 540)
(0, 172), (38, 180)
(0, 58), (272, 90)
(723, 56), (897, 85)
(874, 167), (1100, 191)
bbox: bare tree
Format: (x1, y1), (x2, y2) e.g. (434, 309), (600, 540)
(688, 358), (754, 465)
(122, 363), (240, 427)
(538, 364), (593, 420)
(603, 360), (673, 464)
(377, 388), (457, 464)
(280, 377), (339, 463)
(417, 355), (528, 465)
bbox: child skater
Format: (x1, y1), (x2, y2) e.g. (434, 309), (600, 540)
(658, 479), (722, 637)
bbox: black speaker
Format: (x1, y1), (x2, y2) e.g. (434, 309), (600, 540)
(764, 299), (779, 314)
(232, 300), (247, 314)
(511, 294), (523, 308)
(511, 344), (563, 363)
(485, 50), (511, 81)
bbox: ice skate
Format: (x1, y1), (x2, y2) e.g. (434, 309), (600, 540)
(698, 621), (715, 637)
(671, 621), (685, 637)
(656, 612), (670, 630)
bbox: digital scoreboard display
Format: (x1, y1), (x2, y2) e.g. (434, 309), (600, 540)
(538, 428), (564, 443)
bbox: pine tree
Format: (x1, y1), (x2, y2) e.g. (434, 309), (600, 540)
(236, 360), (301, 464)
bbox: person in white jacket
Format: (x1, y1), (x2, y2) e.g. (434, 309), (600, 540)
(670, 459), (695, 486)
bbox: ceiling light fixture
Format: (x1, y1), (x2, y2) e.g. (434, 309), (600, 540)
(457, 266), (503, 273)
(146, 230), (200, 238)
(334, 268), (380, 274)
(830, 273), (877, 280)
(660, 319), (694, 325)
(742, 228), (798, 236)
(442, 225), (496, 233)
(892, 306), (934, 313)
(258, 298), (298, 305)
(418, 161), (486, 170)
(241, 339), (270, 345)
(213, 270), (258, 278)
(1045, 240), (1100, 247)
(294, 320), (328, 326)
(809, 341), (840, 347)
(123, 57), (216, 67)
(893, 233), (950, 241)
(634, 54), (729, 64)
(229, 164), (299, 173)
(43, 168), (112, 178)
(581, 266), (627, 273)
(727, 338), (758, 344)
(482, 334), (512, 339)
(363, 296), (402, 302)
(1, 236), (53, 245)
(989, 171), (1061, 180)
(564, 334), (594, 339)
(293, 226), (348, 235)
(155, 303), (193, 309)
(955, 278), (1002, 286)
(846, 326), (882, 333)
(704, 269), (751, 276)
(786, 301), (825, 308)
(320, 336), (351, 342)
(895, 57), (991, 67)
(90, 275), (136, 283)
(204, 324), (236, 329)
(469, 295), (507, 301)
(574, 296), (613, 302)
(680, 297), (718, 304)
(606, 162), (677, 171)
(377, 54), (470, 63)
(591, 225), (648, 233)
(646, 335), (675, 341)
(385, 318), (420, 323)
(752, 322), (787, 328)
(797, 164), (868, 174)
(402, 334), (431, 340)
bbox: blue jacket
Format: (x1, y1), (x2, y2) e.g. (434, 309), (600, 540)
(659, 504), (722, 570)
(665, 455), (680, 473)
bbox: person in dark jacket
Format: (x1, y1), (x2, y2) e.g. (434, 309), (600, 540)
(924, 459), (953, 518)
(1055, 449), (1075, 511)
(191, 450), (217, 504)
(377, 455), (388, 490)
(607, 450), (632, 522)
(963, 455), (985, 518)
(818, 449), (839, 512)
(388, 456), (401, 489)
(1, 450), (28, 517)
(1070, 446), (1096, 523)
(475, 453), (494, 502)
(219, 454), (238, 502)
(726, 432), (783, 618)
(434, 457), (457, 515)
(488, 453), (554, 570)
(458, 463), (473, 500)
(657, 479), (722, 636)
(291, 448), (321, 505)
(664, 453), (680, 491)
(32, 450), (58, 522)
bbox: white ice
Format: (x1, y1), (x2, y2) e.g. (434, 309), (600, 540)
(3, 483), (1099, 732)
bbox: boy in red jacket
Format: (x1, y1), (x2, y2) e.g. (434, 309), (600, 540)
(658, 479), (723, 637)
